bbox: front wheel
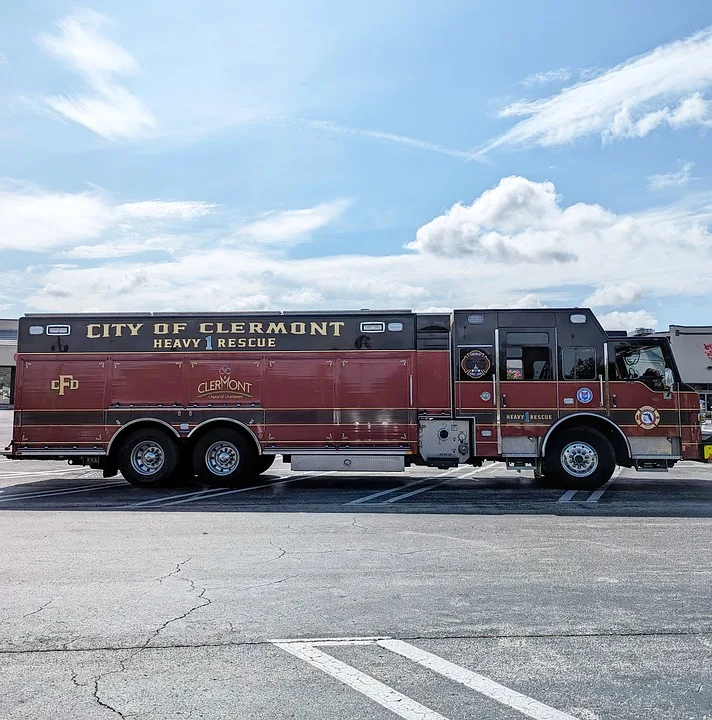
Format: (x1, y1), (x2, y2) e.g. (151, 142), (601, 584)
(118, 429), (179, 488)
(192, 429), (256, 486)
(546, 428), (616, 490)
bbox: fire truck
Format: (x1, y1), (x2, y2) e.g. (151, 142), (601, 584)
(5, 308), (710, 489)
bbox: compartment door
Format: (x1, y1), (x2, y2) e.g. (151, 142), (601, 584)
(336, 355), (414, 446)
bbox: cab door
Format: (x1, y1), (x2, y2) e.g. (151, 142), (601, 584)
(497, 328), (558, 455)
(607, 340), (681, 458)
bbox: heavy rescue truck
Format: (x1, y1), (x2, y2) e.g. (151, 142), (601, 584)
(5, 308), (711, 489)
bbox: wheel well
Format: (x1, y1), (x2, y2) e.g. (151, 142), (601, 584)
(105, 419), (181, 472)
(543, 415), (631, 467)
(187, 420), (262, 456)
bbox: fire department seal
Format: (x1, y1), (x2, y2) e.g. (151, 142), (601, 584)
(576, 387), (593, 404)
(635, 406), (660, 430)
(461, 349), (491, 379)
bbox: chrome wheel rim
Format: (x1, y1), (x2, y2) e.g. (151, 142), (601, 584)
(561, 441), (598, 478)
(130, 441), (165, 476)
(206, 441), (240, 476)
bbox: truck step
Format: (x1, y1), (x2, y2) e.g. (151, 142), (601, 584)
(633, 460), (669, 472)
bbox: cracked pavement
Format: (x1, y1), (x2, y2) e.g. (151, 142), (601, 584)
(1, 433), (711, 718)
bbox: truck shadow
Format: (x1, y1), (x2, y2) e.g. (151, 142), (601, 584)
(1, 470), (712, 517)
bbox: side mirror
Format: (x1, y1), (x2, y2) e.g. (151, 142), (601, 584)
(664, 367), (675, 390)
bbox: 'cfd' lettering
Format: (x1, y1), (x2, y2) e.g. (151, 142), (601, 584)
(50, 375), (79, 396)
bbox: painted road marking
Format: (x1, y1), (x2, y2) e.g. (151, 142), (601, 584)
(274, 636), (579, 720)
(556, 490), (578, 503)
(275, 641), (449, 720)
(0, 481), (125, 503)
(345, 465), (488, 507)
(556, 467), (622, 504)
(382, 463), (502, 504)
(140, 473), (332, 508)
(0, 467), (97, 479)
(0, 480), (115, 499)
(344, 478), (432, 506)
(379, 639), (578, 720)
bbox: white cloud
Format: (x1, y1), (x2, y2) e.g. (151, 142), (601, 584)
(0, 184), (112, 251)
(482, 27), (712, 152)
(669, 92), (711, 127)
(648, 162), (694, 190)
(598, 310), (658, 332)
(118, 201), (217, 220)
(36, 10), (156, 140)
(0, 181), (216, 252)
(233, 199), (352, 245)
(15, 176), (712, 322)
(521, 68), (571, 87)
(406, 176), (580, 263)
(306, 120), (478, 161)
(508, 294), (549, 309)
(583, 282), (643, 307)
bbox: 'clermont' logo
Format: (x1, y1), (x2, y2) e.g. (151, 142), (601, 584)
(197, 366), (253, 399)
(51, 375), (79, 396)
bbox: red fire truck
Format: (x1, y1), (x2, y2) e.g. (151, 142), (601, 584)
(5, 308), (710, 489)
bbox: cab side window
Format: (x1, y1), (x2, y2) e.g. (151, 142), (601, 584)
(504, 332), (552, 380)
(562, 347), (596, 380)
(613, 342), (666, 391)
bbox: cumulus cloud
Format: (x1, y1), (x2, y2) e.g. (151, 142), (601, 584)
(598, 310), (658, 332)
(648, 161), (695, 190)
(583, 282), (643, 307)
(406, 176), (579, 263)
(481, 27), (712, 152)
(36, 10), (156, 140)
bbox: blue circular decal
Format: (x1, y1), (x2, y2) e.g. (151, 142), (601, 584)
(577, 387), (593, 404)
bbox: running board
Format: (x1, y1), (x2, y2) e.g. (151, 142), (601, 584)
(291, 454), (405, 472)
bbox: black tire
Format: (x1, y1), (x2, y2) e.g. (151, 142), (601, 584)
(118, 429), (179, 488)
(192, 428), (256, 486)
(255, 455), (275, 475)
(546, 428), (616, 490)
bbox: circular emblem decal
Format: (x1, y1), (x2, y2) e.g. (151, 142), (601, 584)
(576, 387), (593, 404)
(635, 406), (660, 430)
(480, 391), (492, 402)
(461, 350), (491, 379)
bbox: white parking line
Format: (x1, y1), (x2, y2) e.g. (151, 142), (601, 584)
(373, 463), (503, 505)
(275, 641), (449, 720)
(145, 473), (330, 508)
(556, 467), (622, 504)
(274, 636), (579, 720)
(0, 481), (125, 502)
(379, 639), (578, 720)
(344, 478), (431, 506)
(556, 490), (578, 503)
(0, 467), (97, 479)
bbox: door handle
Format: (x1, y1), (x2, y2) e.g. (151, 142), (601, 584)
(502, 394), (507, 407)
(611, 394), (617, 408)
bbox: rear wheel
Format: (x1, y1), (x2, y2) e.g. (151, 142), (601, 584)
(546, 428), (616, 490)
(193, 428), (256, 486)
(118, 429), (179, 488)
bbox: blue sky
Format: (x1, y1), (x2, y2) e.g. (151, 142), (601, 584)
(0, 1), (711, 330)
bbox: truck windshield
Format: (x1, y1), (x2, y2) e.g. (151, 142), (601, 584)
(613, 342), (667, 390)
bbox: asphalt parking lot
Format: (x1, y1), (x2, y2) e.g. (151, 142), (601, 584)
(1, 410), (711, 720)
